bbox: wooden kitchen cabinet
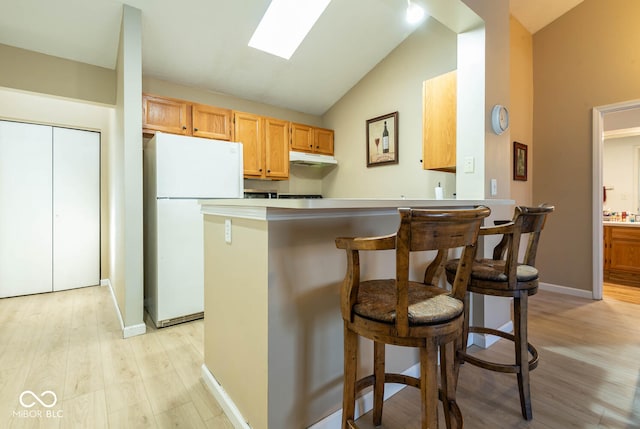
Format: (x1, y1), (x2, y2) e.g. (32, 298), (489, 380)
(604, 225), (640, 286)
(290, 122), (313, 152)
(233, 111), (289, 179)
(422, 70), (456, 172)
(314, 127), (334, 155)
(143, 94), (190, 136)
(142, 94), (232, 140)
(192, 103), (232, 140)
(290, 122), (334, 156)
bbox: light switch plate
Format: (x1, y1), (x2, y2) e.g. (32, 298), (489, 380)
(490, 179), (498, 196)
(463, 156), (474, 173)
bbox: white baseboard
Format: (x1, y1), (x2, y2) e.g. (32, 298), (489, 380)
(103, 278), (146, 339)
(307, 363), (421, 429)
(201, 364), (251, 429)
(539, 282), (593, 299)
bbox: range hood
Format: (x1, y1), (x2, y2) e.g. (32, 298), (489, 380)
(289, 151), (337, 166)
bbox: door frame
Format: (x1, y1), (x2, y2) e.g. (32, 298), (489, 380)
(592, 98), (640, 299)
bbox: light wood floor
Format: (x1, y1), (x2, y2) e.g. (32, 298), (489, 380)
(355, 288), (640, 428)
(0, 285), (233, 428)
(2, 285), (639, 428)
(604, 281), (640, 305)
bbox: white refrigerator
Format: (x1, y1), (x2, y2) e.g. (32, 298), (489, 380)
(144, 132), (243, 327)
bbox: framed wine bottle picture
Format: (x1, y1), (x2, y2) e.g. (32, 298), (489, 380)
(366, 111), (398, 167)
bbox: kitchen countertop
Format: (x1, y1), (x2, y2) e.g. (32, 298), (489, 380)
(603, 221), (640, 227)
(200, 198), (514, 220)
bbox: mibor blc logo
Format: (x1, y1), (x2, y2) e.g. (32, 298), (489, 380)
(13, 390), (63, 419)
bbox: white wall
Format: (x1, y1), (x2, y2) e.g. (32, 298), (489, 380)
(603, 135), (640, 213)
(322, 18), (458, 199)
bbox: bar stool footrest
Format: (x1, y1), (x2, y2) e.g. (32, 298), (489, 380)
(459, 326), (539, 372)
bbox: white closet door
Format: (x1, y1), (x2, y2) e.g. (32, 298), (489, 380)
(53, 127), (100, 291)
(0, 121), (53, 297)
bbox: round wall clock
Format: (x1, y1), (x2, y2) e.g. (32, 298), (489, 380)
(491, 104), (509, 135)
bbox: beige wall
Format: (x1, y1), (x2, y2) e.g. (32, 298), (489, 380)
(0, 43), (116, 105)
(509, 16), (533, 206)
(321, 18), (458, 199)
(203, 216), (269, 429)
(532, 0), (640, 291)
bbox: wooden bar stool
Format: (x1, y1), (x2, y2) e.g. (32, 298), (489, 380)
(445, 205), (554, 420)
(336, 206), (490, 429)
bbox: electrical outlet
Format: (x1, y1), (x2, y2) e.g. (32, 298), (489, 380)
(490, 179), (498, 196)
(224, 219), (232, 243)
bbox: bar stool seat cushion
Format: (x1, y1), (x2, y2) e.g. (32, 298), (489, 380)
(445, 259), (538, 284)
(353, 280), (464, 325)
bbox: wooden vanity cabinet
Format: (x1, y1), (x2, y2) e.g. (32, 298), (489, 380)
(233, 111), (289, 180)
(422, 70), (456, 172)
(142, 94), (232, 140)
(290, 123), (334, 156)
(604, 225), (640, 286)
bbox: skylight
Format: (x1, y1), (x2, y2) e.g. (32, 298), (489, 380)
(248, 0), (332, 60)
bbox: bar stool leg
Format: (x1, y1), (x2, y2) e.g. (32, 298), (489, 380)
(514, 291), (533, 420)
(440, 339), (462, 429)
(421, 337), (439, 429)
(342, 325), (358, 429)
(373, 341), (385, 425)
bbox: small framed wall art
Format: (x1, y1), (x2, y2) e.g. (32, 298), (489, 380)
(513, 141), (528, 181)
(366, 111), (398, 167)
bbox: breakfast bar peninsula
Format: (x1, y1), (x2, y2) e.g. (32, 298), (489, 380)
(199, 198), (513, 429)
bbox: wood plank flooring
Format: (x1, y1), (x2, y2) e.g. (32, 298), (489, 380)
(0, 285), (233, 428)
(1, 284), (638, 428)
(355, 288), (640, 428)
(604, 281), (640, 305)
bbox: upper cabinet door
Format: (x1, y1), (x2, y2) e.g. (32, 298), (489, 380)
(264, 118), (289, 179)
(314, 128), (334, 155)
(53, 127), (100, 291)
(143, 94), (190, 135)
(234, 112), (263, 178)
(0, 121), (53, 297)
(192, 104), (232, 141)
(422, 70), (457, 172)
(290, 122), (313, 152)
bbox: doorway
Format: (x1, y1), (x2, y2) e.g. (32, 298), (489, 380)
(593, 99), (640, 301)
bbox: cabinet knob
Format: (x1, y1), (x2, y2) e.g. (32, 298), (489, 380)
(194, 128), (198, 132)
(267, 169), (271, 173)
(182, 126), (187, 130)
(259, 168), (263, 172)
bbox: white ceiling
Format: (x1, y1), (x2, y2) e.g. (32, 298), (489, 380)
(0, 0), (582, 116)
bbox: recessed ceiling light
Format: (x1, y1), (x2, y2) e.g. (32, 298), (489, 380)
(406, 0), (426, 24)
(249, 0), (332, 60)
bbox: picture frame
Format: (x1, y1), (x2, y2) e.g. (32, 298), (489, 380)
(366, 111), (398, 167)
(513, 141), (528, 181)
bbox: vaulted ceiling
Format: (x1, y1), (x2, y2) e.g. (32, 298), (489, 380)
(0, 0), (583, 115)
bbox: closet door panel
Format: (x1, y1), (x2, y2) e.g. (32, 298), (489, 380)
(53, 127), (100, 291)
(0, 121), (53, 297)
